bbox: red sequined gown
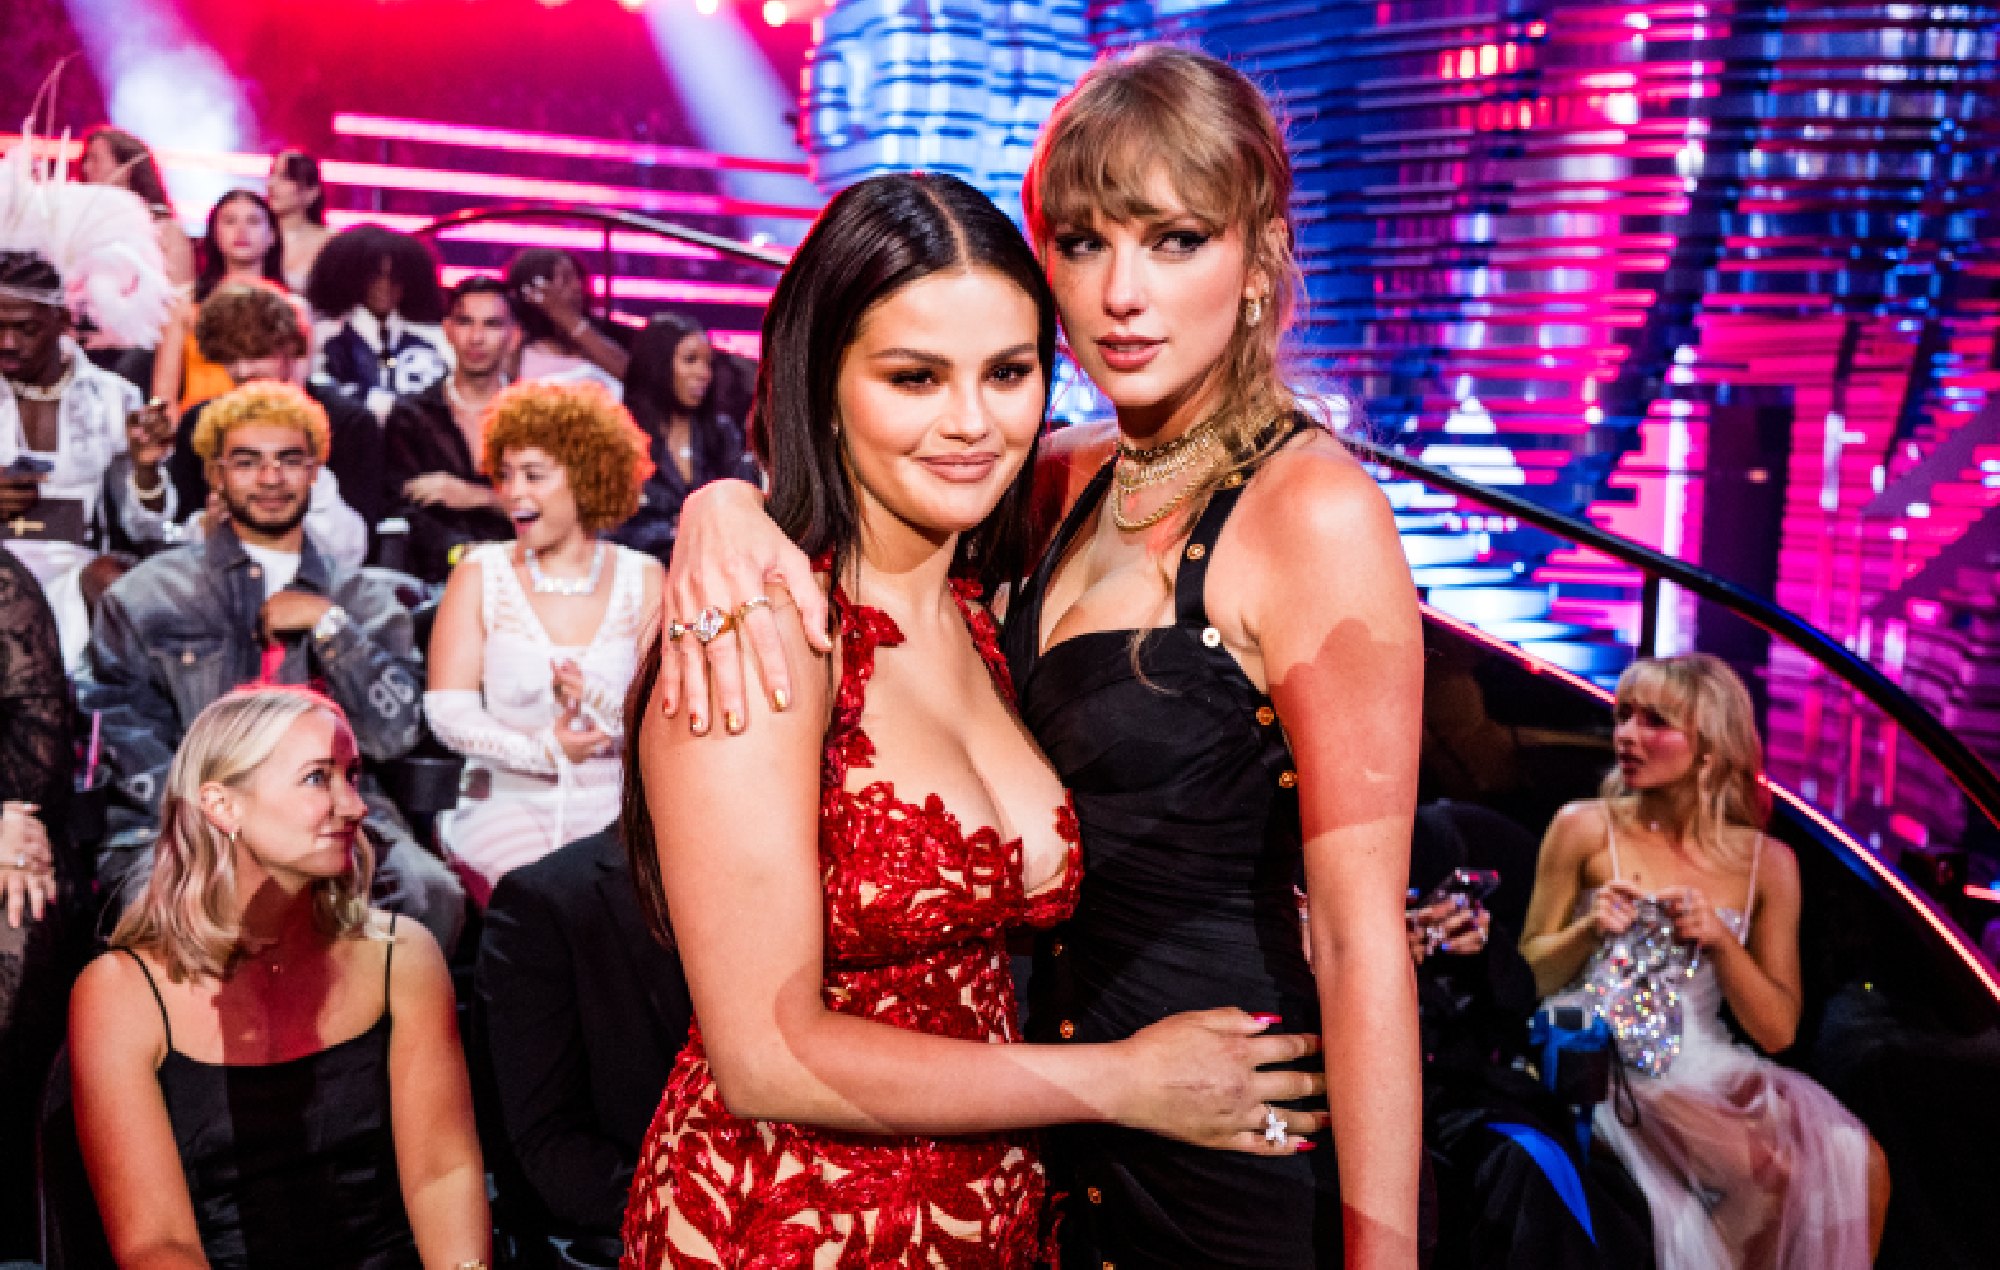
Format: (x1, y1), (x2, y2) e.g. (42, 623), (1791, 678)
(621, 580), (1081, 1270)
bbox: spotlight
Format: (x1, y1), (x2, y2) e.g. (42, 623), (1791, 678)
(695, 0), (719, 12)
(618, 0), (645, 10)
(763, 0), (787, 25)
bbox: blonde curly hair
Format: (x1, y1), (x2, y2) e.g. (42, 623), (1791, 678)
(190, 379), (330, 463)
(480, 380), (653, 532)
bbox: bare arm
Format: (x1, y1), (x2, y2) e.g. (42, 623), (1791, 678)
(426, 557), (488, 696)
(158, 221), (195, 289)
(1246, 446), (1423, 1270)
(646, 593), (1318, 1149)
(385, 919), (491, 1268)
(70, 953), (210, 1269)
(1518, 801), (1639, 998)
(150, 301), (187, 420)
(1673, 839), (1804, 1052)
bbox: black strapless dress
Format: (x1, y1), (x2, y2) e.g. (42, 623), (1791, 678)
(1001, 437), (1341, 1268)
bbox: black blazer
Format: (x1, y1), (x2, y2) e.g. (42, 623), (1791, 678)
(475, 828), (692, 1236)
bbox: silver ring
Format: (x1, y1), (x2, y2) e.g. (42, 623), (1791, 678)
(666, 619), (690, 642)
(733, 594), (772, 623)
(1262, 1106), (1289, 1148)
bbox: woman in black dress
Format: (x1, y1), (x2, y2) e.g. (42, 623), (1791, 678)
(652, 46), (1423, 1268)
(613, 314), (759, 563)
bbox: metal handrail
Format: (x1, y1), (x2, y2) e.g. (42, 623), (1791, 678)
(413, 204), (792, 270)
(1344, 432), (2000, 836)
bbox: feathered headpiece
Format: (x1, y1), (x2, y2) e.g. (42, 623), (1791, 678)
(0, 68), (173, 347)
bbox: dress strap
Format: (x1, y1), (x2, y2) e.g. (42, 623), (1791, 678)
(821, 578), (906, 789)
(117, 947), (174, 1053)
(949, 577), (1016, 705)
(1739, 834), (1764, 943)
(1171, 416), (1309, 631)
(383, 913), (399, 1015)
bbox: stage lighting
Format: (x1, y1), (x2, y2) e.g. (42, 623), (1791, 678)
(618, 0), (646, 10)
(763, 0), (788, 24)
(695, 0), (719, 13)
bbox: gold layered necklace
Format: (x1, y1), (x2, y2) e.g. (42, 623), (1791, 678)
(5, 356), (75, 404)
(1112, 416), (1224, 532)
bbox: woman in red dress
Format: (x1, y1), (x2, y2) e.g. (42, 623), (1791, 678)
(618, 173), (1323, 1268)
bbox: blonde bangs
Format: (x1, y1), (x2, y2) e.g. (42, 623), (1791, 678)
(1026, 81), (1250, 242)
(1614, 659), (1696, 732)
(1602, 654), (1770, 871)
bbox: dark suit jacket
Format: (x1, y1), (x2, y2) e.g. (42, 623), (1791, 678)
(382, 382), (513, 584)
(475, 828), (692, 1236)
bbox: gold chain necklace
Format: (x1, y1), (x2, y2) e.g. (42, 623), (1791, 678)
(5, 356), (75, 404)
(1111, 417), (1224, 532)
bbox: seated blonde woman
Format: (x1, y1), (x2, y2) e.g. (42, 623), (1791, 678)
(424, 381), (661, 901)
(69, 686), (488, 1270)
(1520, 653), (1890, 1269)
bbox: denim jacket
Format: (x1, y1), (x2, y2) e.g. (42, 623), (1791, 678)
(77, 523), (424, 896)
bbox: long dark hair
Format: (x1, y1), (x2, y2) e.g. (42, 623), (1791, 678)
(622, 171), (1059, 945)
(624, 313), (733, 478)
(82, 126), (173, 214)
(271, 149), (327, 225)
(304, 225), (446, 323)
(195, 190), (285, 302)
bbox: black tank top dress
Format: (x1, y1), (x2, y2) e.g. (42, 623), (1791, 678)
(120, 923), (423, 1270)
(1002, 429), (1342, 1268)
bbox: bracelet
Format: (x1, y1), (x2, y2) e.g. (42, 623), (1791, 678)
(567, 315), (592, 340)
(310, 604), (351, 643)
(453, 1261), (489, 1270)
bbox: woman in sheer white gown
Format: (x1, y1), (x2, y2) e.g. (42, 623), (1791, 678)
(423, 382), (660, 901)
(1520, 653), (1889, 1270)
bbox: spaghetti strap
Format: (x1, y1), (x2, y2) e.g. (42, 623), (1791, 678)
(383, 913), (399, 1014)
(1740, 835), (1764, 942)
(117, 947), (173, 1052)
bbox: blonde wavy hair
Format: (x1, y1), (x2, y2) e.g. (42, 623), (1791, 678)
(480, 380), (654, 532)
(1601, 653), (1771, 871)
(190, 379), (331, 463)
(1022, 44), (1309, 512)
(111, 687), (377, 983)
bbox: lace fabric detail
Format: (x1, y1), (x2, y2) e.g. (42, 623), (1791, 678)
(621, 576), (1080, 1270)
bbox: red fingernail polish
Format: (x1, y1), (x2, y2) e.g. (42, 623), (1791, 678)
(1294, 1140), (1317, 1152)
(1250, 1013), (1282, 1026)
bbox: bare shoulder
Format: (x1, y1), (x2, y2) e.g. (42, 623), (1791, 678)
(1037, 420), (1120, 508)
(1751, 831), (1800, 895)
(71, 949), (168, 1057)
(1545, 798), (1612, 858)
(1237, 429), (1389, 542)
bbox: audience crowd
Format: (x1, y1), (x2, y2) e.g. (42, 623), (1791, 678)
(0, 114), (1884, 1270)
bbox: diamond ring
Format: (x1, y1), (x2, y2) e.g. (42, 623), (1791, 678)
(691, 606), (734, 645)
(665, 619), (690, 642)
(1262, 1107), (1289, 1149)
(733, 594), (773, 623)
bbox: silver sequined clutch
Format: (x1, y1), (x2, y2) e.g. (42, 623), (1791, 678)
(1579, 897), (1698, 1078)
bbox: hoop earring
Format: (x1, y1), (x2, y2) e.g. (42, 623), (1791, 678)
(1244, 296), (1265, 328)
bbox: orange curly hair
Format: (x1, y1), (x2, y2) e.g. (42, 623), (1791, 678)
(191, 380), (331, 462)
(480, 380), (653, 532)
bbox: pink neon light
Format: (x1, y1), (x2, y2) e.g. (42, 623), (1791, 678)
(438, 266), (770, 308)
(1965, 885), (2000, 904)
(1421, 601), (2000, 1003)
(326, 211), (724, 261)
(331, 114), (811, 178)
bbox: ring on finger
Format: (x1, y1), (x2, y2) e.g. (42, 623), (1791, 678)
(691, 605), (734, 645)
(1262, 1106), (1289, 1149)
(666, 619), (690, 642)
(732, 594), (772, 624)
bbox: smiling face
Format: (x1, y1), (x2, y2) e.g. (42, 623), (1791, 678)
(214, 196), (276, 272)
(1613, 695), (1701, 791)
(834, 266), (1044, 550)
(215, 708), (367, 888)
(496, 445), (581, 550)
(213, 422), (317, 539)
(671, 330), (714, 415)
(1042, 166), (1267, 440)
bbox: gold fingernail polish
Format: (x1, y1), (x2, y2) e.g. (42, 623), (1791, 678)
(772, 688), (791, 711)
(724, 711), (744, 734)
(690, 715), (707, 735)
